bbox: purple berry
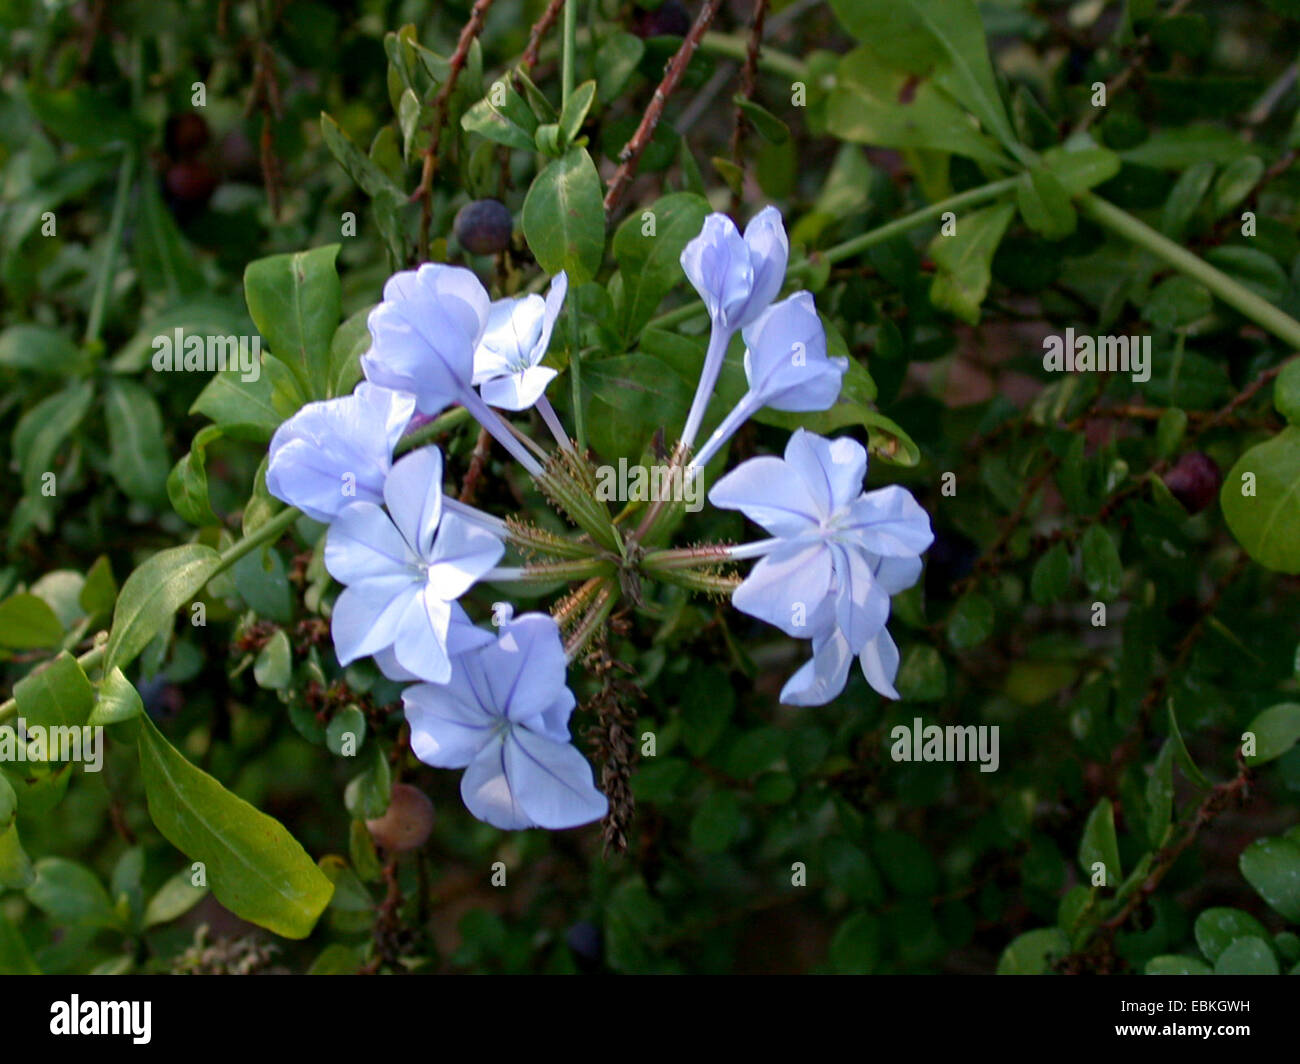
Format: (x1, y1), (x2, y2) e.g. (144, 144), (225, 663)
(1163, 452), (1221, 514)
(454, 199), (513, 256)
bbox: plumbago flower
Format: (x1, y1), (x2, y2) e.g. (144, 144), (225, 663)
(711, 430), (933, 705)
(259, 205), (933, 834)
(265, 382), (414, 523)
(403, 612), (607, 830)
(324, 447), (503, 684)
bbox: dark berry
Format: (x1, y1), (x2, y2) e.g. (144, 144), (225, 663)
(165, 112), (211, 158)
(454, 199), (513, 256)
(566, 920), (603, 968)
(1163, 452), (1221, 514)
(164, 159), (218, 205)
(366, 783), (435, 853)
(633, 1), (691, 38)
(924, 529), (979, 602)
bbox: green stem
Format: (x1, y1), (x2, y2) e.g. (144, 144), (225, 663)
(698, 31), (809, 82)
(395, 406), (472, 455)
(211, 505), (301, 580)
(1079, 192), (1300, 350)
(646, 176), (1021, 333)
(85, 151), (137, 346)
(642, 544), (732, 572)
(561, 0), (576, 108)
(569, 306), (585, 453)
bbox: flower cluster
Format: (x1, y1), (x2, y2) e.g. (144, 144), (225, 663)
(264, 206), (933, 832)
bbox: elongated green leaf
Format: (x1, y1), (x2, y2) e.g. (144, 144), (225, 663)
(1240, 836), (1300, 922)
(105, 544), (221, 674)
(0, 910), (39, 974)
(142, 868), (208, 929)
(522, 147), (605, 284)
(134, 172), (204, 300)
(137, 715), (333, 939)
(0, 822), (34, 890)
(927, 201), (1015, 324)
(12, 380), (95, 495)
(827, 48), (1009, 167)
(1243, 703), (1300, 766)
(191, 369), (280, 441)
(105, 378), (170, 507)
(89, 667), (144, 727)
(613, 192), (710, 343)
(830, 0), (1018, 155)
(0, 325), (85, 374)
(1078, 797), (1122, 884)
(320, 113), (403, 198)
(14, 651), (94, 736)
(244, 245), (342, 401)
(25, 857), (120, 930)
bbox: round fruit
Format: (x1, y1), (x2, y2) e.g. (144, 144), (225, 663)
(566, 920), (603, 968)
(164, 159), (218, 205)
(453, 198), (514, 255)
(1163, 451), (1221, 514)
(366, 783), (435, 853)
(165, 112), (211, 158)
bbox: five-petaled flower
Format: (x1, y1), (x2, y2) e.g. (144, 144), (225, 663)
(324, 447), (503, 684)
(472, 271), (568, 411)
(404, 612), (608, 830)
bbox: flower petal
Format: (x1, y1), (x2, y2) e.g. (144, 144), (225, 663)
(479, 365), (558, 411)
(325, 502), (414, 585)
(859, 626), (901, 700)
(842, 485), (935, 557)
(383, 447), (444, 558)
(832, 544), (891, 653)
(680, 213), (753, 327)
(732, 542), (833, 637)
(779, 627), (854, 706)
(391, 587), (453, 683)
(505, 727), (608, 829)
(404, 682), (495, 769)
(708, 455), (826, 536)
(330, 577), (419, 664)
(461, 740), (534, 830)
(738, 205), (788, 328)
(425, 511), (505, 598)
(783, 430), (867, 515)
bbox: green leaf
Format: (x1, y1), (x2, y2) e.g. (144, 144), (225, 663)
(253, 629), (293, 691)
(26, 85), (141, 147)
(105, 378), (170, 506)
(1205, 245), (1288, 303)
(830, 912), (881, 973)
(1080, 525), (1122, 600)
(829, 0), (1019, 155)
(167, 424), (222, 526)
(1214, 937), (1279, 975)
(142, 868), (209, 929)
(1120, 126), (1256, 169)
(0, 774), (14, 831)
(79, 556), (117, 621)
(14, 651), (94, 735)
(681, 667), (735, 757)
(344, 743), (391, 820)
(320, 113), (404, 198)
(327, 306), (372, 399)
(997, 928), (1069, 974)
(1221, 426), (1300, 573)
(105, 544), (222, 674)
(948, 591), (994, 648)
(1159, 160), (1215, 240)
(461, 81), (540, 151)
(1144, 740), (1175, 846)
(1145, 954), (1212, 974)
(558, 80), (596, 145)
(12, 380), (95, 495)
(1195, 907), (1270, 962)
(191, 370), (281, 441)
(25, 858), (119, 929)
(688, 789), (742, 853)
(244, 245), (342, 401)
(1273, 360), (1300, 424)
(1040, 146), (1120, 194)
(1167, 700), (1212, 790)
(595, 33), (645, 103)
(612, 192), (710, 342)
(582, 353), (692, 463)
(0, 593), (64, 649)
(327, 705), (367, 757)
(927, 201), (1015, 324)
(522, 148), (605, 284)
(1078, 797), (1122, 884)
(134, 171), (204, 300)
(1212, 155), (1264, 216)
(733, 96), (789, 144)
(1017, 167), (1076, 240)
(0, 910), (39, 974)
(137, 715), (333, 939)
(1243, 703), (1300, 766)
(89, 667), (144, 727)
(1030, 542), (1072, 605)
(1240, 836), (1300, 922)
(827, 48), (1010, 167)
(0, 822), (34, 890)
(0, 324), (85, 375)
(896, 644), (946, 701)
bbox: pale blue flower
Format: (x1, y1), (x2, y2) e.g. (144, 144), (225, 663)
(689, 295), (847, 471)
(711, 429), (931, 660)
(324, 447), (504, 684)
(361, 263), (491, 417)
(680, 206), (788, 333)
(679, 206), (789, 450)
(472, 272), (567, 411)
(265, 383), (415, 524)
(403, 612), (608, 830)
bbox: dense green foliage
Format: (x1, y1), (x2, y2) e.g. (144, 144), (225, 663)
(3, 0), (1300, 975)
